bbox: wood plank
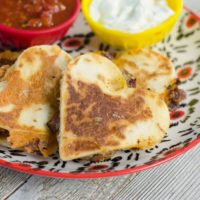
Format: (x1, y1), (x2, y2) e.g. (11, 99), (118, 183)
(110, 145), (200, 200)
(184, 0), (200, 16)
(0, 167), (31, 200)
(6, 173), (137, 200)
(7, 145), (200, 200)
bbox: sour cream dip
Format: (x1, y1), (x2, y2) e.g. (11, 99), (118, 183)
(90, 0), (174, 33)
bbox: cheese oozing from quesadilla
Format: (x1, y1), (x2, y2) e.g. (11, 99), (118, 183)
(59, 53), (170, 161)
(0, 45), (71, 157)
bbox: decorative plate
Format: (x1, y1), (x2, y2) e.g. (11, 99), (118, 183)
(0, 9), (200, 179)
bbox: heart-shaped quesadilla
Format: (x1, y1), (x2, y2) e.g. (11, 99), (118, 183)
(59, 53), (170, 161)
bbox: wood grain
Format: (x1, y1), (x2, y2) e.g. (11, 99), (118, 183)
(4, 173), (137, 200)
(111, 145), (200, 200)
(0, 167), (31, 200)
(2, 145), (199, 200)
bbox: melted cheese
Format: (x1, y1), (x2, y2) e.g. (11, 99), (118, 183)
(0, 104), (15, 113)
(18, 104), (53, 130)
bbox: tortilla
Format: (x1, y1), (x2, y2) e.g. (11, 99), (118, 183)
(59, 53), (170, 161)
(0, 45), (71, 157)
(114, 48), (176, 94)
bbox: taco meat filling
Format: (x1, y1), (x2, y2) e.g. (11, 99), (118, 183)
(162, 79), (186, 111)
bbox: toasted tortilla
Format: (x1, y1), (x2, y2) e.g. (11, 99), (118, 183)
(114, 48), (176, 94)
(0, 50), (20, 66)
(59, 53), (170, 161)
(0, 50), (21, 79)
(0, 45), (71, 157)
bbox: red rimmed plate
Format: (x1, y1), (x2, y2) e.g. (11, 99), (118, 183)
(0, 9), (200, 179)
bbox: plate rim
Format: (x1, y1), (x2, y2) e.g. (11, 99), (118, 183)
(0, 137), (199, 179)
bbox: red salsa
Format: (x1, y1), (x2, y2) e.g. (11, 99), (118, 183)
(0, 0), (76, 30)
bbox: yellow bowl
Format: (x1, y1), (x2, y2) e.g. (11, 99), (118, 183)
(82, 0), (183, 49)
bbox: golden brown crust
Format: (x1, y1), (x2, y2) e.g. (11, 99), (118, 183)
(117, 59), (172, 89)
(0, 50), (20, 67)
(63, 78), (152, 154)
(0, 53), (61, 129)
(124, 49), (172, 71)
(0, 50), (20, 79)
(60, 53), (170, 161)
(7, 130), (57, 156)
(0, 46), (69, 157)
(0, 65), (10, 79)
(114, 48), (175, 93)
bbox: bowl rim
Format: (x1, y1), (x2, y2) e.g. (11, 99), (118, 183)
(82, 0), (183, 37)
(0, 0), (80, 35)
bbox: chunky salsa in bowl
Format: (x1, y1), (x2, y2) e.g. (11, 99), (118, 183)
(0, 0), (76, 30)
(0, 0), (80, 48)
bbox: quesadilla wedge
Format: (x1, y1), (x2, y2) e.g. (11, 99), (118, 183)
(114, 48), (176, 94)
(59, 53), (170, 161)
(114, 48), (186, 110)
(0, 45), (71, 157)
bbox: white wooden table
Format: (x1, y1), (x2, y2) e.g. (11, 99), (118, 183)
(0, 1), (200, 199)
